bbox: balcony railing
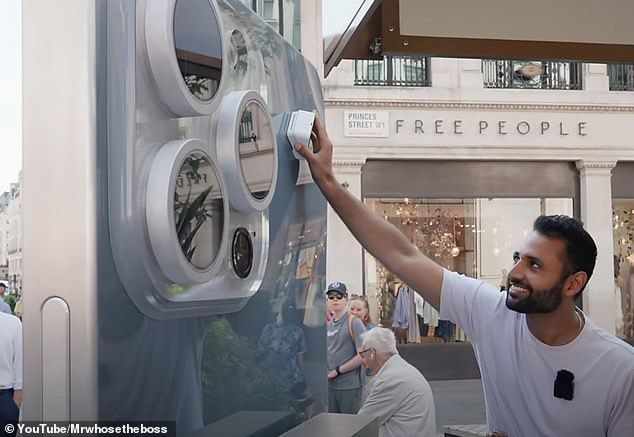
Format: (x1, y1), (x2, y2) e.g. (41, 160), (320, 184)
(608, 64), (634, 91)
(483, 60), (582, 90)
(355, 55), (431, 87)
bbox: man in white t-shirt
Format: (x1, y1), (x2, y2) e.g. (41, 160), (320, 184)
(296, 116), (634, 437)
(0, 312), (22, 436)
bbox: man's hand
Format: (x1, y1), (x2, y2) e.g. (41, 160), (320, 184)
(13, 389), (22, 408)
(293, 116), (334, 185)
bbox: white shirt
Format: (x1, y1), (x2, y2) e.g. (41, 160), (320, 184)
(0, 299), (11, 314)
(0, 312), (22, 390)
(440, 269), (634, 437)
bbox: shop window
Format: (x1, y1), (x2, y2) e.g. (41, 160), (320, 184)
(281, 0), (301, 50)
(258, 0), (279, 29)
(238, 0), (256, 8)
(608, 64), (634, 91)
(613, 200), (634, 339)
(482, 59), (582, 90)
(355, 55), (431, 87)
(364, 197), (572, 344)
(250, 0), (301, 50)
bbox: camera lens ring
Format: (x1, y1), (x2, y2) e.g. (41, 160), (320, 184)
(232, 227), (253, 279)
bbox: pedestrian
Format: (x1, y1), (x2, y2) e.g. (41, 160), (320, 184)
(499, 269), (508, 292)
(296, 116), (634, 436)
(326, 281), (366, 413)
(0, 284), (11, 314)
(258, 300), (307, 400)
(0, 311), (22, 436)
(12, 295), (22, 321)
(357, 327), (436, 437)
(349, 295), (375, 329)
(349, 294), (376, 402)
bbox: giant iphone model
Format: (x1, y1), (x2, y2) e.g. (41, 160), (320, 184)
(22, 0), (326, 433)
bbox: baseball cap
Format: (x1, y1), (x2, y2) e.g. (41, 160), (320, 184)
(326, 281), (348, 297)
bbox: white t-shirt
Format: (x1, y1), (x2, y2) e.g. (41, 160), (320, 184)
(0, 312), (22, 390)
(440, 269), (634, 437)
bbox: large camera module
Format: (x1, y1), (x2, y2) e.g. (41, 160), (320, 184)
(106, 0), (322, 318)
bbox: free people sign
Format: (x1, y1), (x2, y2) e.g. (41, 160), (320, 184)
(344, 112), (589, 138)
(394, 118), (588, 137)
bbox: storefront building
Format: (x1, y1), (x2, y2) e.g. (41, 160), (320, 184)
(323, 58), (634, 341)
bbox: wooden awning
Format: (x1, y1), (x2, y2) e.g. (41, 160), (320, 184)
(324, 0), (634, 76)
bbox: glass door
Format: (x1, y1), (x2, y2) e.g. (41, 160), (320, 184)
(363, 196), (573, 344)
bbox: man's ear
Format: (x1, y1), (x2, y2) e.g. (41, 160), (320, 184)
(564, 271), (588, 297)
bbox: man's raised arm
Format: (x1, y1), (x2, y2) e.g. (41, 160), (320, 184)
(294, 116), (444, 309)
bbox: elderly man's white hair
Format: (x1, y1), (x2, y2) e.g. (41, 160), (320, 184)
(360, 327), (398, 357)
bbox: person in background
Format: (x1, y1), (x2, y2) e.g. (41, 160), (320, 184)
(258, 300), (307, 400)
(12, 294), (22, 321)
(357, 327), (437, 437)
(296, 116), (634, 436)
(0, 311), (22, 436)
(349, 295), (376, 330)
(499, 269), (508, 292)
(326, 281), (366, 413)
(349, 294), (377, 402)
(0, 284), (11, 314)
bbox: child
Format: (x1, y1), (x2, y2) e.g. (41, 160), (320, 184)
(349, 295), (376, 330)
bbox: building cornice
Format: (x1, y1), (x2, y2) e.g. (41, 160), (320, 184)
(333, 159), (366, 167)
(325, 99), (634, 113)
(575, 160), (618, 170)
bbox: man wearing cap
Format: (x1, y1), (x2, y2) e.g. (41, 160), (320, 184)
(326, 281), (366, 414)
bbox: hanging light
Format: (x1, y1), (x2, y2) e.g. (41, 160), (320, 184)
(450, 216), (461, 257)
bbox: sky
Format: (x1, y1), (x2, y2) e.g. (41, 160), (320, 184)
(0, 0), (21, 194)
(322, 0), (363, 47)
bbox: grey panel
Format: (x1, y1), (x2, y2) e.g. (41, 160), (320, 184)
(279, 413), (378, 437)
(612, 162), (634, 198)
(362, 160), (579, 199)
(190, 410), (296, 437)
(23, 0), (99, 421)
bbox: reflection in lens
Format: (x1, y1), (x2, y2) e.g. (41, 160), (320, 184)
(174, 153), (224, 269)
(238, 102), (274, 199)
(173, 0), (223, 101)
(232, 228), (253, 279)
(230, 29), (248, 72)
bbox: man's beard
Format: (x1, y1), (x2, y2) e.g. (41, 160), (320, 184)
(505, 275), (567, 314)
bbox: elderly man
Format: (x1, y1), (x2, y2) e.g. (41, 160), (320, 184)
(357, 327), (437, 437)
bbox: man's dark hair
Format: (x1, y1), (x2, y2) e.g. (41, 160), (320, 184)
(533, 215), (597, 292)
(0, 283), (5, 289)
(281, 300), (303, 327)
